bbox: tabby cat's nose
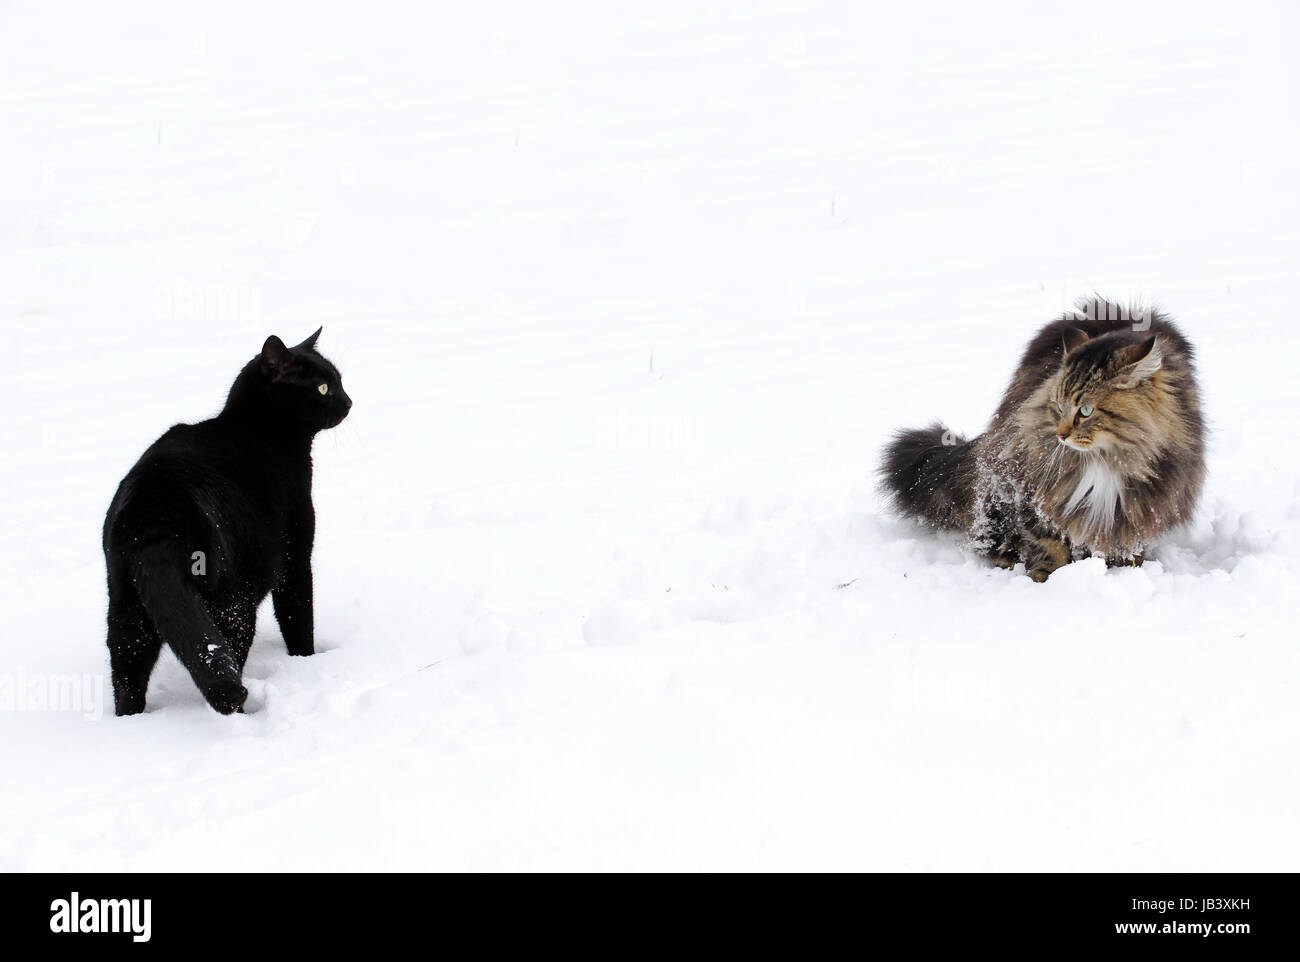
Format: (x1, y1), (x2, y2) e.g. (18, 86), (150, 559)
(1057, 424), (1071, 440)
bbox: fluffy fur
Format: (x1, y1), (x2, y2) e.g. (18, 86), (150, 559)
(103, 329), (352, 715)
(880, 299), (1204, 581)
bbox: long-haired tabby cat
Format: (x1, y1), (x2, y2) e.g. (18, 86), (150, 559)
(103, 329), (351, 715)
(880, 299), (1204, 581)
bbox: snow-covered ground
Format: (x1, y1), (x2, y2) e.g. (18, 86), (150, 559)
(2, 1), (1298, 870)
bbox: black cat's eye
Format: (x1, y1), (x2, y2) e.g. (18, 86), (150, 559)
(318, 384), (329, 395)
(1079, 404), (1094, 417)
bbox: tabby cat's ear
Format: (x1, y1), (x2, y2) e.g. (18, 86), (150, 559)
(260, 335), (293, 376)
(1061, 327), (1090, 355)
(1111, 336), (1162, 388)
(295, 327), (323, 352)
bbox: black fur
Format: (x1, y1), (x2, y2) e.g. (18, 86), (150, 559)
(878, 423), (977, 533)
(103, 329), (351, 715)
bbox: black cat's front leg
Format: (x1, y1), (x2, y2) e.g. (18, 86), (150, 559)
(273, 549), (315, 656)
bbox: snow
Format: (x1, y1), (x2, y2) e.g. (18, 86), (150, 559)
(2, 0), (1298, 870)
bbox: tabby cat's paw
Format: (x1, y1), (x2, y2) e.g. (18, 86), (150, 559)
(1105, 554), (1145, 568)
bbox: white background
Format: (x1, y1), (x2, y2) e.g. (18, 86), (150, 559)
(1, 1), (1297, 869)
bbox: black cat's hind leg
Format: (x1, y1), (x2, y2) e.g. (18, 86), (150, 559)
(132, 546), (247, 715)
(106, 602), (162, 717)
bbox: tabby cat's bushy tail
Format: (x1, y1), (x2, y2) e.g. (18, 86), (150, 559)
(878, 423), (978, 532)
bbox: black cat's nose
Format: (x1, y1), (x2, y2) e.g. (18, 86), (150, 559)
(328, 394), (352, 428)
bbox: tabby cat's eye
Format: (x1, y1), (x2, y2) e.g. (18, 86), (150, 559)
(318, 384), (329, 395)
(1079, 404), (1094, 417)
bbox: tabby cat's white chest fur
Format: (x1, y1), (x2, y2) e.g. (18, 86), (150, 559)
(1063, 457), (1125, 531)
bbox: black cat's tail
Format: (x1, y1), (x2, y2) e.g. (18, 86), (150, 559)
(878, 423), (978, 532)
(131, 543), (247, 714)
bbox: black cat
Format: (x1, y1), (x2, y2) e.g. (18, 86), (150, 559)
(103, 329), (351, 715)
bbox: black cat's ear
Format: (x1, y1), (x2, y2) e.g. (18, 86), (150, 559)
(260, 335), (293, 377)
(1112, 336), (1162, 388)
(1061, 327), (1090, 356)
(295, 327), (323, 353)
